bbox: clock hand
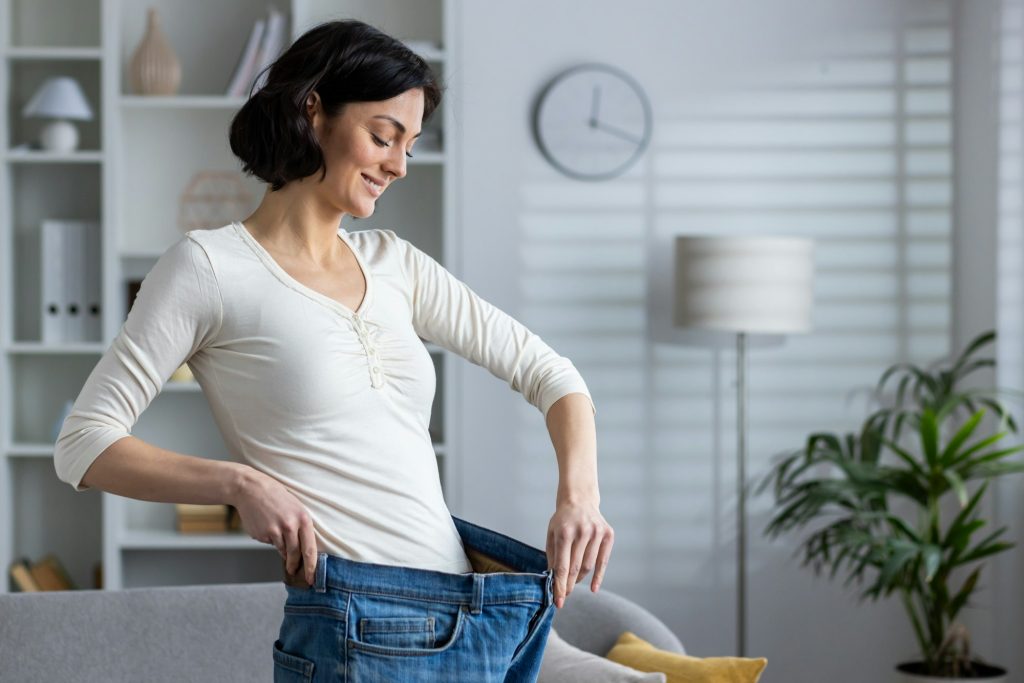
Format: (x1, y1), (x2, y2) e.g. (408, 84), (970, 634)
(590, 85), (601, 127)
(593, 119), (642, 145)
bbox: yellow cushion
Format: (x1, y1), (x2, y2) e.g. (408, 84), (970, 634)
(605, 631), (767, 683)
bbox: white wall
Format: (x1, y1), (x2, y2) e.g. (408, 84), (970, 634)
(449, 1), (1018, 681)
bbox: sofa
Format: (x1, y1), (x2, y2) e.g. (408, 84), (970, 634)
(0, 580), (684, 682)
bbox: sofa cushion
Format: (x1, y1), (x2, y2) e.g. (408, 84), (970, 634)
(540, 627), (667, 682)
(552, 586), (685, 656)
(0, 581), (285, 683)
(606, 631), (767, 683)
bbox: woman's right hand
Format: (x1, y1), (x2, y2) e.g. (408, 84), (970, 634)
(231, 466), (318, 586)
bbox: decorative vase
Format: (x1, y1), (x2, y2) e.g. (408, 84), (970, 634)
(896, 661), (1008, 682)
(128, 7), (181, 95)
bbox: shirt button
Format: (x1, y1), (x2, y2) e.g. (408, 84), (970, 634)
(371, 366), (381, 374)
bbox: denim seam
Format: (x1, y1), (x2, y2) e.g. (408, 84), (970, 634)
(344, 591), (352, 683)
(506, 602), (555, 670)
(283, 604), (347, 620)
(332, 586), (545, 607)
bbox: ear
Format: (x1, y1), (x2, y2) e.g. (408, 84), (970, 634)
(305, 91), (321, 126)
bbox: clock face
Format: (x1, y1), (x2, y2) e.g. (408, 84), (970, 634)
(532, 63), (652, 181)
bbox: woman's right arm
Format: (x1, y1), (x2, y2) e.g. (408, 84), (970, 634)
(54, 234), (320, 585)
(77, 435), (249, 504)
(53, 234), (224, 494)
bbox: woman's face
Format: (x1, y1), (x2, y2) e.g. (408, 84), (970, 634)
(306, 88), (425, 218)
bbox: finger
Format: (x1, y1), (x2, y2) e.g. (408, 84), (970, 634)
(553, 525), (573, 608)
(576, 528), (603, 588)
(564, 527), (593, 600)
(546, 526), (556, 572)
(300, 514), (318, 585)
(284, 523), (302, 577)
(591, 528), (614, 591)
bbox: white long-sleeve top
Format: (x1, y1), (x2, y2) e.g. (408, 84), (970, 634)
(53, 221), (595, 573)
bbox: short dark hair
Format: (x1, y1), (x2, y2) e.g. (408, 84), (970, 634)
(229, 19), (445, 191)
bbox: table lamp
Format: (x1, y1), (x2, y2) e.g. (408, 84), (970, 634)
(673, 235), (814, 657)
(21, 76), (94, 152)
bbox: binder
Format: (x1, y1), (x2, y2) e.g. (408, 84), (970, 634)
(40, 220), (67, 344)
(59, 220), (100, 343)
(82, 221), (102, 341)
(63, 222), (84, 343)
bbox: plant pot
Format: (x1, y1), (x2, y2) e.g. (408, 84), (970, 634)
(896, 661), (1008, 682)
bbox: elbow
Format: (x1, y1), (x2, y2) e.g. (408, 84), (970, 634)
(53, 430), (90, 492)
(53, 419), (129, 493)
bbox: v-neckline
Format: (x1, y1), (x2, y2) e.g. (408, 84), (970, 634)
(233, 220), (372, 318)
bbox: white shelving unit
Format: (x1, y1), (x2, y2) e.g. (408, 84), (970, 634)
(0, 0), (460, 592)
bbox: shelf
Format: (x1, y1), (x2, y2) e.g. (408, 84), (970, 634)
(120, 95), (247, 110)
(5, 46), (103, 60)
(4, 150), (104, 164)
(120, 530), (270, 550)
(6, 442), (53, 457)
(5, 341), (106, 354)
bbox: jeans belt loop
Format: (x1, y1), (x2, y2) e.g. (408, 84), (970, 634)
(470, 572), (484, 615)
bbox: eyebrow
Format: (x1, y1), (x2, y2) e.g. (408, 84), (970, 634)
(373, 115), (422, 138)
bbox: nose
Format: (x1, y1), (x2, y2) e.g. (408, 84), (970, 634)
(381, 144), (407, 181)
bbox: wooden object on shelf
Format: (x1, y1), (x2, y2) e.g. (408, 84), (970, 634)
(9, 554), (76, 591)
(29, 554), (76, 590)
(128, 7), (182, 95)
(175, 503), (232, 533)
(9, 558), (40, 592)
(178, 170), (253, 233)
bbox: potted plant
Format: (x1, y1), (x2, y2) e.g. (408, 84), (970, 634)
(757, 330), (1024, 680)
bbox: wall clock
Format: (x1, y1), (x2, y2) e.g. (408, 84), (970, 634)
(531, 62), (653, 181)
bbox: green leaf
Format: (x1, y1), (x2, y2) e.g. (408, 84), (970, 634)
(948, 567), (981, 619)
(922, 545), (942, 583)
(943, 470), (968, 507)
(881, 438), (926, 477)
(939, 409), (985, 466)
(919, 409), (939, 468)
(949, 431), (1012, 468)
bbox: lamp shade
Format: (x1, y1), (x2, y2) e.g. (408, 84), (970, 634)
(673, 235), (814, 335)
(22, 77), (93, 120)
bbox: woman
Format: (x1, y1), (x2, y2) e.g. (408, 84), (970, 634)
(53, 19), (612, 682)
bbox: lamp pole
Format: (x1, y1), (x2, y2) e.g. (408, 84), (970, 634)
(736, 330), (748, 658)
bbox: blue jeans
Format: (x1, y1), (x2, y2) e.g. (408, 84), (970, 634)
(273, 515), (557, 682)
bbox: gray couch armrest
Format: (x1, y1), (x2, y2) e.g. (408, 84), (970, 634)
(552, 587), (685, 656)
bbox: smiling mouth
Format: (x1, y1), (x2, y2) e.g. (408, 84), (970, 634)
(362, 174), (384, 197)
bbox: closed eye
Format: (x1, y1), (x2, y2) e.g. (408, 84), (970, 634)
(372, 133), (414, 159)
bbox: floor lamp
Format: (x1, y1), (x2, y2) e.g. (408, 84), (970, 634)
(672, 235), (814, 658)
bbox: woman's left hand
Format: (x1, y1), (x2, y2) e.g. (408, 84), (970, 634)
(546, 498), (614, 609)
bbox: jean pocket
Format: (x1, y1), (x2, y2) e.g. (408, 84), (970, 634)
(272, 639), (315, 682)
(346, 593), (469, 657)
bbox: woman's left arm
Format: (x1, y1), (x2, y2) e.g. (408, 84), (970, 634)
(544, 392), (614, 609)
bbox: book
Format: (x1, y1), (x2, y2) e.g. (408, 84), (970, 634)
(8, 554), (76, 591)
(226, 18), (266, 97)
(9, 558), (40, 592)
(40, 554), (77, 590)
(251, 6), (287, 94)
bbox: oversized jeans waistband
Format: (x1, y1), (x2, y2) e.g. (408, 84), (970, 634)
(282, 514), (554, 613)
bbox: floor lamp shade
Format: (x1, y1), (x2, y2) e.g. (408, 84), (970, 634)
(673, 236), (814, 334)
